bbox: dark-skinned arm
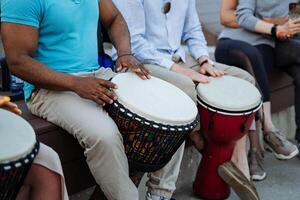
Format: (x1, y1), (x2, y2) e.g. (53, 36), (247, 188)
(1, 23), (117, 105)
(99, 0), (149, 79)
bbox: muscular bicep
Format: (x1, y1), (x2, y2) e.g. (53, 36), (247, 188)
(1, 23), (39, 69)
(99, 0), (120, 29)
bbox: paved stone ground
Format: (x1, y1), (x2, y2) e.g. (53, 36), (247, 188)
(70, 149), (300, 200)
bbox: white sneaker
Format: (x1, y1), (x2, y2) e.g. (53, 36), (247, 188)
(146, 192), (174, 200)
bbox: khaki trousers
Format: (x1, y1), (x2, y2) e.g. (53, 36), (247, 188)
(27, 67), (184, 200)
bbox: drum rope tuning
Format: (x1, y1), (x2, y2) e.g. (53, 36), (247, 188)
(105, 100), (200, 172)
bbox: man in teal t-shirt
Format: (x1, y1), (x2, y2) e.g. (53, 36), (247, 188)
(1, 0), (183, 199)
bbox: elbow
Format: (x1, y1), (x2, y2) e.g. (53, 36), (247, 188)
(6, 55), (27, 75)
(220, 13), (227, 26)
(220, 18), (229, 27)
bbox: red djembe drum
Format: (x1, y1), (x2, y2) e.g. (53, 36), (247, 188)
(193, 76), (262, 200)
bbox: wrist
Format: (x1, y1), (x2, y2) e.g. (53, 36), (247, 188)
(271, 24), (278, 37)
(198, 55), (209, 64)
(69, 75), (81, 92)
(117, 50), (132, 57)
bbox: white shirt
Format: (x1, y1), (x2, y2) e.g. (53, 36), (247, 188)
(112, 0), (209, 69)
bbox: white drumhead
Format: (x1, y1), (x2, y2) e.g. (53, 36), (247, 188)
(196, 76), (261, 112)
(0, 109), (36, 163)
(111, 73), (198, 126)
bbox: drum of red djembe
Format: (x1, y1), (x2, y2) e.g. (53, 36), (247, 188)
(0, 109), (39, 200)
(193, 76), (262, 200)
(105, 72), (199, 172)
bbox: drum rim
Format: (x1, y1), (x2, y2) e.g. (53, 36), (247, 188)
(111, 72), (198, 125)
(0, 109), (37, 163)
(0, 141), (40, 171)
(106, 100), (200, 131)
(197, 96), (263, 116)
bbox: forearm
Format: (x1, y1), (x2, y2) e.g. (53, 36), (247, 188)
(8, 55), (77, 91)
(107, 13), (132, 55)
(236, 0), (273, 34)
(220, 9), (240, 28)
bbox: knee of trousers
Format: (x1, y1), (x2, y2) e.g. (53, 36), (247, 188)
(177, 77), (197, 103)
(78, 123), (124, 153)
(240, 70), (256, 85)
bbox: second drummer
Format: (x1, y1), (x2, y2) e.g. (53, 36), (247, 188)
(111, 0), (258, 199)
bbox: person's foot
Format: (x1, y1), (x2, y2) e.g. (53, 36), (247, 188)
(145, 192), (175, 200)
(189, 130), (204, 152)
(218, 161), (260, 200)
(248, 150), (267, 181)
(263, 131), (299, 160)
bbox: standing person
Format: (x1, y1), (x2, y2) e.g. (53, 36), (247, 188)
(1, 0), (186, 200)
(0, 96), (68, 200)
(111, 0), (259, 199)
(215, 0), (300, 181)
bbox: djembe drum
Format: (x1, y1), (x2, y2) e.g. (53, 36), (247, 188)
(193, 76), (262, 200)
(0, 109), (39, 200)
(105, 72), (199, 172)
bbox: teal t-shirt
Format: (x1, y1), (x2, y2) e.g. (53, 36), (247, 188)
(1, 0), (100, 100)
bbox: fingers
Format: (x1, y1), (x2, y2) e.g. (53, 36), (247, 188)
(207, 67), (217, 77)
(200, 65), (224, 77)
(196, 74), (210, 84)
(97, 79), (118, 89)
(92, 95), (106, 106)
(2, 101), (22, 115)
(0, 96), (10, 106)
(117, 56), (150, 79)
(127, 61), (149, 80)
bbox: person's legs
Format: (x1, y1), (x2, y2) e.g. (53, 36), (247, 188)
(143, 64), (195, 199)
(27, 69), (138, 200)
(21, 165), (61, 200)
(276, 39), (300, 144)
(146, 144), (185, 199)
(17, 144), (68, 200)
(255, 44), (299, 160)
(230, 136), (250, 180)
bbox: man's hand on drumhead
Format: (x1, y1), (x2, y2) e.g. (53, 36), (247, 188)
(0, 96), (22, 115)
(115, 54), (150, 80)
(72, 76), (118, 106)
(171, 64), (210, 83)
(200, 63), (225, 77)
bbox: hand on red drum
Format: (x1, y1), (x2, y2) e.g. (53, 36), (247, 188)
(199, 63), (225, 77)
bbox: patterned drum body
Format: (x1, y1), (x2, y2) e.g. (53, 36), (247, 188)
(0, 109), (39, 200)
(193, 76), (262, 200)
(105, 73), (199, 172)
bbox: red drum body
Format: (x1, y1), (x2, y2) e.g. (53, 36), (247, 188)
(193, 76), (262, 200)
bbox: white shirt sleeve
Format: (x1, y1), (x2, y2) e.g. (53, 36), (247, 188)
(113, 0), (174, 69)
(181, 0), (209, 60)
